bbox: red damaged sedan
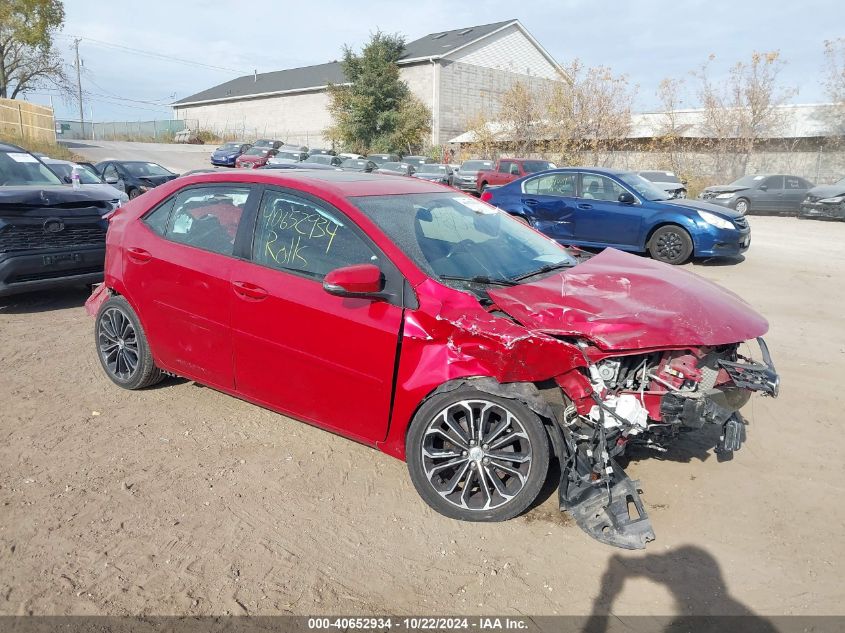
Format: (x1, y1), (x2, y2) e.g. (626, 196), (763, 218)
(86, 171), (779, 549)
(234, 147), (279, 169)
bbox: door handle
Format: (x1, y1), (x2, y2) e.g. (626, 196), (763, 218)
(232, 281), (268, 301)
(126, 247), (152, 263)
(577, 203), (593, 210)
(524, 198), (539, 206)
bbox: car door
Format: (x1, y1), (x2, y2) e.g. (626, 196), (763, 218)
(519, 172), (578, 241)
(122, 183), (257, 389)
(755, 176), (784, 211)
(102, 162), (126, 193)
(783, 176), (810, 212)
(574, 173), (643, 249)
(228, 187), (405, 444)
(493, 161), (513, 186)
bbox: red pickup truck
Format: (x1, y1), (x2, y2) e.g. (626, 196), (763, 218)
(476, 158), (557, 193)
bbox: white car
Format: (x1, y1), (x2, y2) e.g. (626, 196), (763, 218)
(42, 158), (128, 203)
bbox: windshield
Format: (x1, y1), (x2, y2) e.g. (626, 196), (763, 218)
(306, 155), (331, 164)
(0, 151), (63, 186)
(379, 162), (407, 172)
(219, 142), (242, 151)
(619, 173), (672, 201)
(640, 170), (680, 184)
(418, 164), (446, 174)
(244, 148), (269, 156)
(352, 192), (576, 291)
(276, 151), (301, 160)
(122, 162), (173, 177)
(729, 175), (765, 187)
(48, 162), (103, 184)
(523, 160), (556, 174)
(253, 140), (274, 147)
(342, 159), (367, 168)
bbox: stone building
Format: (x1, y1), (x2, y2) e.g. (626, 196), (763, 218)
(171, 19), (564, 148)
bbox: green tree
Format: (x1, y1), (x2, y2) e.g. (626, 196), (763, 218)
(327, 31), (431, 153)
(0, 0), (66, 99)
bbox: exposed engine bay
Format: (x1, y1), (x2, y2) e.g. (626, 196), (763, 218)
(554, 337), (779, 549)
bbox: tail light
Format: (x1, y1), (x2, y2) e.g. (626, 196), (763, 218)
(480, 191), (493, 202)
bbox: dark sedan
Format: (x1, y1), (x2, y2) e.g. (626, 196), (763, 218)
(252, 139), (284, 150)
(340, 158), (377, 173)
(402, 155), (436, 167)
(413, 163), (455, 185)
(699, 174), (813, 215)
(95, 161), (179, 199)
(374, 162), (416, 177)
(304, 154), (343, 167)
(367, 153), (400, 165)
(799, 176), (845, 220)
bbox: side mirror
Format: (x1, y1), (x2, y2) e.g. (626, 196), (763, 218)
(618, 192), (636, 204)
(758, 184), (768, 191)
(62, 175), (72, 184)
(105, 175), (119, 184)
(323, 264), (386, 299)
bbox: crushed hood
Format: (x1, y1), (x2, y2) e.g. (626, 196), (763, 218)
(806, 184), (845, 199)
(487, 249), (768, 351)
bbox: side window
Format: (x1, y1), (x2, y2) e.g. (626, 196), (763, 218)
(498, 161), (512, 174)
(523, 173), (577, 196)
(580, 174), (626, 202)
(253, 190), (378, 279)
(763, 176), (784, 189)
(143, 198), (175, 236)
(785, 177), (803, 189)
(103, 164), (119, 181)
(509, 163), (520, 175)
(165, 186), (250, 256)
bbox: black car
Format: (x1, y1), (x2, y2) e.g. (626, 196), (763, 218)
(307, 148), (336, 156)
(95, 161), (179, 199)
(252, 139), (284, 149)
(402, 155), (436, 167)
(799, 176), (845, 220)
(374, 162), (416, 176)
(340, 158), (377, 172)
(304, 154), (343, 167)
(367, 153), (400, 165)
(698, 174), (813, 215)
(413, 163), (455, 185)
(0, 143), (121, 297)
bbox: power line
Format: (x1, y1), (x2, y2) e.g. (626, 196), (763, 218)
(60, 34), (246, 75)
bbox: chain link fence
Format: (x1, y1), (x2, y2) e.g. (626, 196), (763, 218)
(55, 119), (196, 142)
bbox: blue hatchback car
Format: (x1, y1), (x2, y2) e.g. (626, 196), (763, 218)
(210, 142), (251, 167)
(483, 167), (750, 264)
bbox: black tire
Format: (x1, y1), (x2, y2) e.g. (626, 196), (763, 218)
(733, 198), (750, 215)
(480, 182), (489, 193)
(648, 225), (693, 265)
(95, 295), (163, 390)
(128, 188), (141, 200)
(406, 388), (550, 522)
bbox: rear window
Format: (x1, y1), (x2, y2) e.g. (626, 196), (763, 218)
(0, 151), (63, 186)
(523, 160), (556, 174)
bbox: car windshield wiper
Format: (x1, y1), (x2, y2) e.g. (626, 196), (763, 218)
(438, 274), (517, 287)
(511, 261), (574, 282)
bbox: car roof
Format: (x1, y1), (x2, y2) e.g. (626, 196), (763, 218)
(178, 169), (446, 197)
(42, 158), (74, 165)
(0, 142), (26, 152)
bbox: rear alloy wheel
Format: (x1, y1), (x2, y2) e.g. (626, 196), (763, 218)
(128, 188), (141, 200)
(95, 296), (163, 390)
(648, 225), (693, 265)
(734, 198), (750, 215)
(406, 390), (549, 522)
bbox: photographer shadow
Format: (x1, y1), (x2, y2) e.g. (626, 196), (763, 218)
(582, 545), (777, 633)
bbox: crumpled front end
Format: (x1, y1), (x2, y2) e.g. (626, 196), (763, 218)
(555, 337), (779, 549)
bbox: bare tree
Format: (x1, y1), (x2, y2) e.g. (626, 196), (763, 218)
(462, 111), (498, 160)
(821, 38), (845, 137)
(498, 81), (543, 155)
(695, 51), (795, 178)
(544, 60), (635, 166)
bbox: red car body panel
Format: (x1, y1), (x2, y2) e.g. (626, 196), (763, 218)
(86, 171), (770, 465)
(487, 248), (769, 351)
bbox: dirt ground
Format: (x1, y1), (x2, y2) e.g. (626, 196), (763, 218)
(1, 216), (843, 618)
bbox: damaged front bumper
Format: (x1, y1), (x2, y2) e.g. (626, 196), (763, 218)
(556, 337), (779, 549)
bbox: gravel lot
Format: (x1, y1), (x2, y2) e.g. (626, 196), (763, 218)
(0, 216), (843, 618)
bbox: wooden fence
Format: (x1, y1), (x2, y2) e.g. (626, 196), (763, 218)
(0, 99), (55, 142)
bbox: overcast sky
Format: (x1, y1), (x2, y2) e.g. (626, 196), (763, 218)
(24, 0), (843, 122)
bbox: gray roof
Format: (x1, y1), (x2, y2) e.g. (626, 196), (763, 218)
(174, 20), (517, 106)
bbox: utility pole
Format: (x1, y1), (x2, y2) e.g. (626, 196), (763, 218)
(73, 38), (84, 138)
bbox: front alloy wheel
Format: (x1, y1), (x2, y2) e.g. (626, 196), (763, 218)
(649, 225), (693, 264)
(407, 390), (549, 521)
